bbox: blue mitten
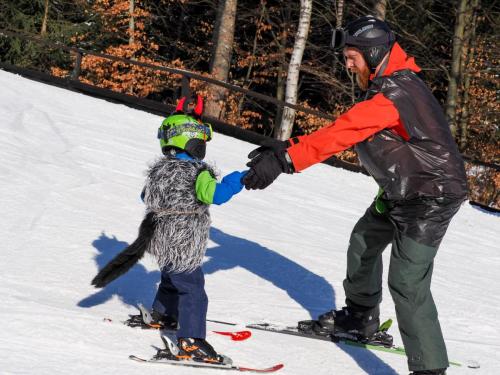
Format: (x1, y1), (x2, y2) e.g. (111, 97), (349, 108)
(213, 171), (247, 205)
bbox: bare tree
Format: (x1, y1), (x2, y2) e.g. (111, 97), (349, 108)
(446, 0), (468, 136)
(275, 0), (312, 140)
(331, 0), (345, 75)
(205, 0), (238, 119)
(41, 0), (49, 35)
(458, 0), (480, 149)
(261, 3), (292, 133)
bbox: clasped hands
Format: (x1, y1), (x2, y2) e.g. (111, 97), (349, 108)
(242, 139), (294, 190)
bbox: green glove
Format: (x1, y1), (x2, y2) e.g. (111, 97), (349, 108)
(375, 187), (387, 214)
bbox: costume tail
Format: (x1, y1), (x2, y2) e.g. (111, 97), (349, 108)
(91, 212), (155, 288)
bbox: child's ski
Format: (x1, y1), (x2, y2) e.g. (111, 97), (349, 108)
(129, 355), (284, 373)
(103, 316), (251, 341)
(213, 330), (252, 341)
(129, 329), (282, 372)
(103, 304), (251, 341)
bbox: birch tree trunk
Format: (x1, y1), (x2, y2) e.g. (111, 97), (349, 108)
(127, 0), (136, 95)
(275, 0), (312, 140)
(335, 0), (344, 28)
(274, 28), (288, 133)
(446, 0), (468, 137)
(373, 0), (387, 20)
(205, 0), (238, 120)
(41, 0), (49, 35)
(129, 0), (135, 45)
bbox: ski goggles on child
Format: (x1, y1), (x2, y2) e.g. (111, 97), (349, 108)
(157, 122), (213, 142)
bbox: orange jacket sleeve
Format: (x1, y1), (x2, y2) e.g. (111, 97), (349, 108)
(287, 93), (401, 172)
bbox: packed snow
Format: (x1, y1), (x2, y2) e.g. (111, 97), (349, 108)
(0, 69), (498, 374)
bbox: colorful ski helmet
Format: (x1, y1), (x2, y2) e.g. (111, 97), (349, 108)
(158, 114), (212, 159)
(331, 15), (395, 70)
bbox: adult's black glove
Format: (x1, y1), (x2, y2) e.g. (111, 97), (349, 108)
(243, 139), (294, 190)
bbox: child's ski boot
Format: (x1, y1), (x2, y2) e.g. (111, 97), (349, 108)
(152, 329), (182, 360)
(125, 304), (178, 329)
(153, 330), (232, 365)
(177, 337), (231, 365)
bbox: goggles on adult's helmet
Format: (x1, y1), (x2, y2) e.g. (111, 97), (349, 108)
(331, 16), (395, 50)
(331, 27), (394, 50)
(330, 15), (395, 70)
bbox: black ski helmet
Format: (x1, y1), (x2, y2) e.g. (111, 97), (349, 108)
(331, 15), (395, 70)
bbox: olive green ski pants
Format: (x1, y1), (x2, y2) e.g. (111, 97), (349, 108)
(343, 198), (462, 371)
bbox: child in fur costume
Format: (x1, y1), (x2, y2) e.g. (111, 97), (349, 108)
(145, 96), (245, 363)
(92, 95), (245, 364)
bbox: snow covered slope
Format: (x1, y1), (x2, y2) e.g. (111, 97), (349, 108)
(0, 69), (498, 374)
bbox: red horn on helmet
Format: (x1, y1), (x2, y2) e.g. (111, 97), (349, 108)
(174, 94), (204, 119)
(193, 94), (204, 118)
(175, 97), (187, 113)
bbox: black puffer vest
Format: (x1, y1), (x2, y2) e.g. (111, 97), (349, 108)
(355, 70), (467, 201)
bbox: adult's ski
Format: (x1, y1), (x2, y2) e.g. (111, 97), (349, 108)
(129, 355), (284, 373)
(245, 320), (479, 369)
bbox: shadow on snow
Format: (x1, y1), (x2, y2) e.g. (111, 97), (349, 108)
(78, 232), (160, 309)
(204, 227), (335, 318)
(204, 227), (397, 375)
(79, 228), (397, 374)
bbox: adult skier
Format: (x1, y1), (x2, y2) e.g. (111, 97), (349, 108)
(92, 95), (246, 365)
(242, 16), (467, 375)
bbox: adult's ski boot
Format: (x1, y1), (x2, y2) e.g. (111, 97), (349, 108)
(409, 369), (447, 375)
(315, 305), (380, 339)
(298, 304), (392, 347)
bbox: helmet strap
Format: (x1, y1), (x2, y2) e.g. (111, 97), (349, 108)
(374, 52), (390, 76)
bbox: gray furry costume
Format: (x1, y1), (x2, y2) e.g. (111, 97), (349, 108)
(143, 155), (217, 273)
(91, 155), (218, 288)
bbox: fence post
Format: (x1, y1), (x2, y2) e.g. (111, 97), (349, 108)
(70, 49), (82, 80)
(181, 75), (191, 97)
